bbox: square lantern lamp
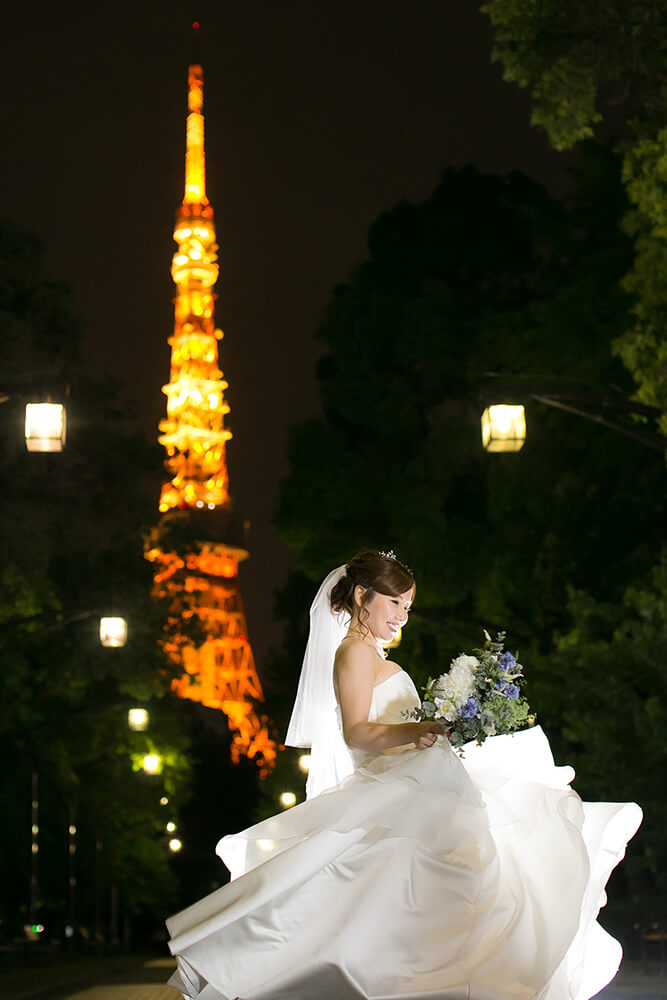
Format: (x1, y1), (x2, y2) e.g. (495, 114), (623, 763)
(25, 403), (66, 452)
(481, 405), (526, 453)
(99, 617), (128, 648)
(128, 708), (149, 731)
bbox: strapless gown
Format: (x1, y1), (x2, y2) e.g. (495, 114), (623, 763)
(166, 671), (641, 1000)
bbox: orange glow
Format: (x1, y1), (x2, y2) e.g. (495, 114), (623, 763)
(184, 65), (206, 204)
(148, 56), (276, 777)
(147, 542), (277, 776)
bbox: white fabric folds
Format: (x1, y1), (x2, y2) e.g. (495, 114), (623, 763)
(167, 672), (642, 1000)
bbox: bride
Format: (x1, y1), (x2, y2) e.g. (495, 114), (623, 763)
(167, 550), (642, 1000)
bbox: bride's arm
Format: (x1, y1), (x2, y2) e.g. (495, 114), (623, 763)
(334, 643), (444, 752)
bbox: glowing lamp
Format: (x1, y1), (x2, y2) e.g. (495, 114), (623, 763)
(25, 403), (66, 452)
(385, 628), (402, 649)
(298, 754), (311, 773)
(166, 821), (177, 833)
(142, 754), (161, 774)
(128, 708), (149, 731)
(169, 838), (182, 852)
(99, 617), (127, 648)
(279, 791), (297, 808)
(160, 797), (169, 806)
(481, 405), (526, 453)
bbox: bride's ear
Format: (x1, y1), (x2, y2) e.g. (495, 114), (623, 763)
(353, 585), (366, 608)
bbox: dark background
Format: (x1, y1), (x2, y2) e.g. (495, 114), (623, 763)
(0, 0), (576, 664)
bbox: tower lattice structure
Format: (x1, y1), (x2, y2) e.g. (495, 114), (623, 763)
(146, 45), (276, 775)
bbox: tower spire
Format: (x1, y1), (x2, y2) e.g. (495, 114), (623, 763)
(184, 58), (207, 206)
(146, 38), (276, 776)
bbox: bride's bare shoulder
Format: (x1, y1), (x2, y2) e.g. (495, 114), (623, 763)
(334, 637), (378, 678)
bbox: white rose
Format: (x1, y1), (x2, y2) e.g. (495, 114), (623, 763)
(432, 656), (477, 716)
(451, 654), (480, 674)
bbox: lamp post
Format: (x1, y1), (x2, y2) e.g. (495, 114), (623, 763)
(24, 402), (67, 452)
(142, 754), (161, 775)
(480, 376), (664, 454)
(99, 617), (128, 648)
(481, 405), (526, 453)
(128, 708), (149, 731)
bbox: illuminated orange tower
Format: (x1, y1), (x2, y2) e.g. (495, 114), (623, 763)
(146, 28), (276, 775)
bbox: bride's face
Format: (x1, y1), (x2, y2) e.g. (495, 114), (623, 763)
(356, 587), (414, 645)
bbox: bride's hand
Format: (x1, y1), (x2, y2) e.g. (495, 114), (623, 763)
(412, 720), (447, 749)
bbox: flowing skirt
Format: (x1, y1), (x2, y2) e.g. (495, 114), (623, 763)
(166, 726), (641, 1000)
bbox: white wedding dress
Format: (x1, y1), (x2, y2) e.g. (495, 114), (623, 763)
(167, 670), (641, 1000)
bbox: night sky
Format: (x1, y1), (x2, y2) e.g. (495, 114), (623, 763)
(1, 1), (574, 664)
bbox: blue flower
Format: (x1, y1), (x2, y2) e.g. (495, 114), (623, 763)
(459, 698), (479, 719)
(505, 684), (520, 700)
(499, 652), (516, 669)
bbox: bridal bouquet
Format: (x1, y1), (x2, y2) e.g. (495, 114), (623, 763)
(405, 631), (533, 747)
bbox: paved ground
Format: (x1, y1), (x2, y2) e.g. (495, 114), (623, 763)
(2, 952), (665, 1000)
(4, 954), (180, 1000)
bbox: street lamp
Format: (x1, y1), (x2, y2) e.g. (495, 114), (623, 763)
(480, 373), (664, 453)
(24, 402), (66, 452)
(142, 754), (161, 775)
(481, 405), (526, 453)
(128, 708), (149, 731)
(99, 617), (127, 648)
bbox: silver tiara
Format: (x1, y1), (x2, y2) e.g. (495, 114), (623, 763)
(379, 549), (413, 575)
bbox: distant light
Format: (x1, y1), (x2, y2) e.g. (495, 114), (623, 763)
(25, 403), (66, 452)
(142, 754), (161, 774)
(207, 502), (215, 510)
(160, 797), (169, 806)
(192, 21), (200, 29)
(68, 825), (77, 836)
(65, 925), (74, 939)
(32, 924), (44, 934)
(100, 617), (127, 648)
(481, 405), (526, 453)
(31, 824), (39, 835)
(279, 791), (297, 808)
(128, 708), (149, 731)
(298, 754), (311, 773)
(385, 627), (402, 650)
(166, 821), (176, 833)
(169, 838), (182, 852)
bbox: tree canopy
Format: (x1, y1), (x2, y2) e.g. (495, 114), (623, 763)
(482, 0), (667, 434)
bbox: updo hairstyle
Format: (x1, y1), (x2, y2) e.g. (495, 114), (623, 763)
(330, 551), (415, 630)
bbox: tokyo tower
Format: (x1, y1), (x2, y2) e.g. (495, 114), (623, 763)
(146, 28), (276, 775)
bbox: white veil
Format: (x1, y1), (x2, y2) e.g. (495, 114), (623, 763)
(285, 565), (355, 799)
